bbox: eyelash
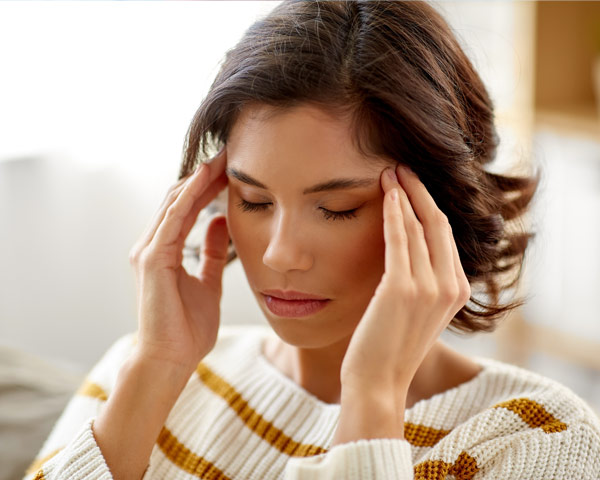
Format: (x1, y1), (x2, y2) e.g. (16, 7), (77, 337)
(236, 199), (359, 221)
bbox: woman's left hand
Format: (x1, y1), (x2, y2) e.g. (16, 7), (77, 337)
(333, 163), (471, 444)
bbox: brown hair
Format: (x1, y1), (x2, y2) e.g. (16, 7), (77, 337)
(179, 0), (541, 334)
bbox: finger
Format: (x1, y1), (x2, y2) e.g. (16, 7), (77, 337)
(197, 215), (230, 292)
(395, 165), (455, 278)
(152, 166), (210, 248)
(179, 170), (228, 244)
(448, 222), (471, 307)
(381, 167), (432, 280)
(380, 168), (410, 280)
(136, 171), (197, 251)
(152, 149), (228, 248)
(139, 148), (228, 250)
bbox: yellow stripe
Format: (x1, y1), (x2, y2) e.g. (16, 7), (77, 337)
(493, 397), (568, 433)
(197, 362), (453, 451)
(414, 451), (479, 480)
(26, 448), (62, 474)
(33, 469), (45, 480)
(196, 362), (327, 457)
(77, 379), (108, 401)
(26, 381), (105, 475)
(157, 426), (231, 480)
(405, 422), (450, 447)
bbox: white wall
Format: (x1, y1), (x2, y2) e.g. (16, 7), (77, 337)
(522, 131), (600, 340)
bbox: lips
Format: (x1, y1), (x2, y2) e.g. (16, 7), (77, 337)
(261, 289), (330, 317)
(261, 289), (329, 301)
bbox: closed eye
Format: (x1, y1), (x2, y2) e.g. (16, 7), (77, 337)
(236, 199), (270, 213)
(236, 199), (358, 221)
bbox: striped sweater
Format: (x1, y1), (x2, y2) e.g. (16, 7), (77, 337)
(25, 324), (600, 479)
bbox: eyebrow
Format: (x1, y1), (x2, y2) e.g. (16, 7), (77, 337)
(225, 167), (376, 194)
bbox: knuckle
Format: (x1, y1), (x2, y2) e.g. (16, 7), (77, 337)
(166, 188), (180, 203)
(201, 244), (228, 262)
(165, 187), (177, 199)
(134, 242), (178, 272)
(459, 278), (472, 303)
(387, 206), (403, 224)
(128, 247), (140, 265)
(399, 283), (419, 301)
(175, 250), (184, 266)
(406, 218), (424, 236)
(435, 210), (450, 227)
(403, 288), (418, 303)
(388, 226), (408, 245)
(137, 248), (156, 269)
(384, 278), (415, 299)
(421, 283), (439, 301)
(165, 204), (181, 220)
(440, 282), (459, 303)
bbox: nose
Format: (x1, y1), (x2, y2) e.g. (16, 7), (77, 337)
(262, 212), (313, 273)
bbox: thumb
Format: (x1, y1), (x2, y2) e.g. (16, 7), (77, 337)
(197, 215), (230, 292)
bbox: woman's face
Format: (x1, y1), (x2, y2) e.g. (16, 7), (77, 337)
(225, 103), (392, 348)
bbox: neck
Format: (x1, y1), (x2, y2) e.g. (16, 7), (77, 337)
(262, 335), (482, 407)
(262, 333), (349, 404)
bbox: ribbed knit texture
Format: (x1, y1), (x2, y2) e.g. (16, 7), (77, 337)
(24, 325), (600, 479)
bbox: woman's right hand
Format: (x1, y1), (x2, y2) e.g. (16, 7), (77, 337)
(128, 147), (230, 373)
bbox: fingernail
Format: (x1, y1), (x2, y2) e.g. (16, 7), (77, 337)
(386, 167), (397, 181)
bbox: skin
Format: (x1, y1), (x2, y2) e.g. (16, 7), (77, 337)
(100, 101), (483, 479)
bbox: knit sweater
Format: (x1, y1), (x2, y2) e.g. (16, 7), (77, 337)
(25, 324), (600, 480)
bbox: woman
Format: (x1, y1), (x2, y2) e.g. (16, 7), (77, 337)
(26, 1), (600, 479)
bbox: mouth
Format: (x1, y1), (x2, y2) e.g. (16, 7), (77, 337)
(260, 289), (331, 318)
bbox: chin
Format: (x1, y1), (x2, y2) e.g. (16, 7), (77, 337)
(259, 304), (355, 349)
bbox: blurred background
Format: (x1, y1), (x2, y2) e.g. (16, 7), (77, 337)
(1, 1), (599, 477)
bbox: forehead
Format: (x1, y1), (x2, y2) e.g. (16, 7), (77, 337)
(227, 103), (390, 175)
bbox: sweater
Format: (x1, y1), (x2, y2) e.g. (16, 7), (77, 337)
(24, 324), (600, 480)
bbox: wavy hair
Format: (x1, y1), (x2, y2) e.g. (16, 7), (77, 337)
(178, 0), (542, 334)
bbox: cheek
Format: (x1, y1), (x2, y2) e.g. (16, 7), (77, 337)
(339, 225), (385, 279)
(226, 201), (268, 273)
(321, 216), (386, 298)
(226, 202), (250, 256)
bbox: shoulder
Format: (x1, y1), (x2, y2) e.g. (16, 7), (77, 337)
(472, 359), (600, 476)
(456, 356), (600, 465)
(411, 354), (600, 442)
(411, 357), (600, 477)
(473, 356), (600, 429)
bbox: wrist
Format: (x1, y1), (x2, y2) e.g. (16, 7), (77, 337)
(93, 350), (195, 479)
(332, 387), (406, 446)
(112, 349), (195, 421)
(132, 344), (198, 383)
(341, 377), (409, 410)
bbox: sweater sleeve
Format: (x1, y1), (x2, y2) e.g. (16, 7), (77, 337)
(283, 420), (600, 480)
(284, 438), (414, 480)
(469, 420), (600, 479)
(23, 332), (137, 480)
